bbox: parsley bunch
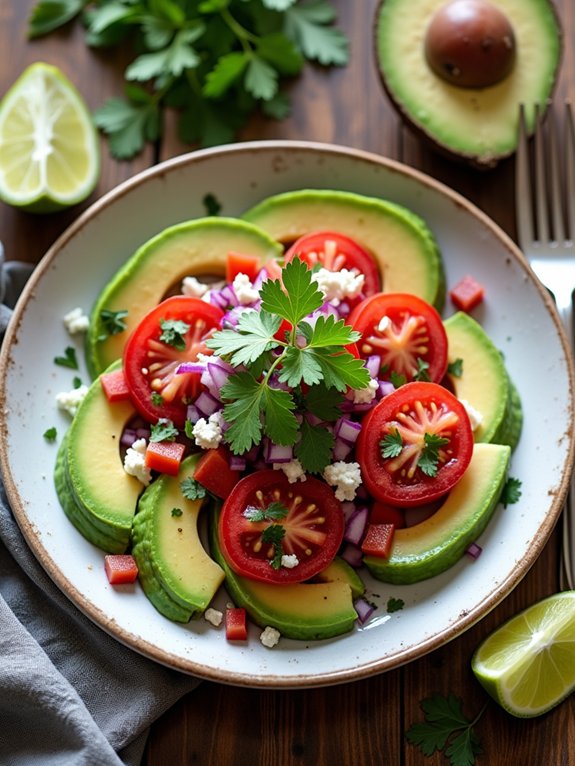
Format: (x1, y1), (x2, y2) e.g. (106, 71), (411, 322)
(207, 257), (370, 473)
(28, 0), (349, 159)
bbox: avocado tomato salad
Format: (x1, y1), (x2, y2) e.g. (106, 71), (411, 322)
(55, 189), (522, 645)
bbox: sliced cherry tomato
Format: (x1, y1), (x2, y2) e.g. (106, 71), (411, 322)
(284, 231), (381, 303)
(361, 523), (395, 558)
(123, 296), (224, 427)
(193, 446), (241, 499)
(104, 554), (139, 584)
(449, 275), (485, 312)
(225, 607), (248, 641)
(100, 368), (131, 402)
(349, 292), (448, 384)
(226, 251), (261, 283)
(145, 440), (186, 475)
(356, 381), (473, 507)
(218, 470), (344, 585)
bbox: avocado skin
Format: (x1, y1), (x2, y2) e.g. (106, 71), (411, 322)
(494, 377), (523, 452)
(209, 508), (364, 641)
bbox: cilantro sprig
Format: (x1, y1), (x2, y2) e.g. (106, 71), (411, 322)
(379, 429), (449, 478)
(206, 258), (370, 471)
(28, 0), (349, 159)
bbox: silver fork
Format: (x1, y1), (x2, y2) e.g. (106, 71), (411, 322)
(515, 102), (575, 590)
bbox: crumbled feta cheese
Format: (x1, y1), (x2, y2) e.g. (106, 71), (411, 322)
(232, 273), (260, 305)
(352, 378), (379, 404)
(281, 553), (299, 569)
(56, 385), (89, 417)
(63, 307), (90, 334)
(273, 459), (307, 483)
(204, 607), (224, 627)
(123, 438), (152, 486)
(181, 275), (209, 298)
(377, 315), (391, 333)
(312, 267), (365, 305)
(260, 626), (281, 648)
(460, 399), (483, 431)
(323, 460), (362, 501)
(192, 411), (224, 450)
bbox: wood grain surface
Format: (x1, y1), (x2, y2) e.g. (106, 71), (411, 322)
(1, 2), (574, 764)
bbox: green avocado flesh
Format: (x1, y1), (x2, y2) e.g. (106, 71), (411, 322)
(364, 443), (511, 584)
(131, 455), (225, 623)
(210, 512), (364, 640)
(86, 217), (283, 378)
(375, 0), (562, 166)
(242, 189), (445, 309)
(444, 311), (522, 448)
(63, 367), (142, 551)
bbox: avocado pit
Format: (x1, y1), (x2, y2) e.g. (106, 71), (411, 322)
(424, 0), (516, 88)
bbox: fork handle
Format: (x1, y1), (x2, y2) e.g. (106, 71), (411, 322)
(557, 302), (575, 591)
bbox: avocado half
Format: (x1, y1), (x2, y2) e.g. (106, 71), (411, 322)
(374, 0), (562, 167)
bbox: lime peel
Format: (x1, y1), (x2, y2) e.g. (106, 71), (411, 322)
(472, 591), (575, 717)
(0, 62), (100, 213)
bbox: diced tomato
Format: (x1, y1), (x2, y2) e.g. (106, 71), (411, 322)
(370, 501), (405, 529)
(104, 554), (139, 584)
(225, 607), (248, 641)
(193, 446), (241, 499)
(100, 368), (131, 402)
(449, 275), (484, 312)
(361, 523), (395, 558)
(145, 440), (186, 475)
(226, 251), (261, 283)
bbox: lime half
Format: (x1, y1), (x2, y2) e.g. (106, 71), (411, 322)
(472, 591), (575, 717)
(0, 62), (100, 213)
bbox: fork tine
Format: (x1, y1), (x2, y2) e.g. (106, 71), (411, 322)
(547, 105), (566, 243)
(565, 102), (575, 241)
(534, 104), (551, 244)
(515, 104), (533, 248)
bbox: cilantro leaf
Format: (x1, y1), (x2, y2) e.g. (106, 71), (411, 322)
(418, 432), (450, 477)
(284, 0), (349, 66)
(298, 314), (361, 348)
(221, 375), (265, 453)
(43, 426), (58, 442)
(256, 32), (304, 76)
(126, 27), (203, 81)
(413, 357), (431, 382)
(390, 369), (407, 388)
(386, 597), (404, 613)
(261, 524), (286, 569)
(150, 419), (179, 442)
(207, 310), (281, 365)
(245, 55), (279, 100)
(28, 0), (87, 38)
(279, 345), (323, 388)
(203, 193), (222, 216)
(180, 476), (207, 501)
(159, 318), (190, 350)
(260, 258), (323, 327)
(302, 383), (344, 421)
(54, 346), (78, 370)
(295, 420), (334, 474)
(501, 477), (522, 508)
(243, 501), (289, 522)
(171, 507), (183, 517)
(448, 358), (464, 377)
(94, 96), (158, 160)
(380, 429), (403, 459)
(203, 51), (248, 99)
(306, 347), (370, 391)
(97, 309), (128, 341)
(261, 386), (299, 446)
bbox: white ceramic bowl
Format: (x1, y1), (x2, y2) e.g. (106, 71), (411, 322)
(1, 141), (573, 688)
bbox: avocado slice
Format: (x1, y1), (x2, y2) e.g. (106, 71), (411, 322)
(364, 442), (511, 584)
(86, 217), (283, 377)
(444, 311), (522, 448)
(209, 512), (365, 640)
(375, 0), (562, 167)
(242, 189), (445, 309)
(131, 455), (225, 623)
(64, 365), (142, 551)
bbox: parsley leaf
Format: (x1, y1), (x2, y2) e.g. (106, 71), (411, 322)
(243, 501), (289, 522)
(54, 346), (78, 370)
(260, 257), (323, 327)
(380, 429), (403, 459)
(28, 0), (87, 39)
(207, 310), (281, 365)
(418, 433), (450, 477)
(284, 0), (349, 66)
(501, 477), (522, 508)
(150, 418), (179, 442)
(406, 693), (485, 766)
(180, 476), (207, 501)
(295, 420), (334, 474)
(98, 308), (128, 341)
(159, 318), (190, 350)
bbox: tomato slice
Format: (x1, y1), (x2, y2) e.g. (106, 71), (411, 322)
(218, 470), (345, 584)
(123, 296), (224, 428)
(349, 292), (448, 384)
(284, 231), (381, 303)
(356, 381), (473, 507)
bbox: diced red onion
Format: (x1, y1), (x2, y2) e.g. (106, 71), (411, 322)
(207, 360), (231, 390)
(337, 301), (351, 317)
(340, 501), (357, 522)
(344, 505), (369, 545)
(186, 404), (201, 423)
(220, 283), (239, 307)
(465, 542), (483, 560)
(365, 355), (381, 378)
(333, 439), (353, 461)
(120, 428), (137, 447)
(252, 269), (267, 290)
(335, 417), (362, 445)
(354, 598), (375, 624)
(135, 427), (150, 440)
(305, 412), (325, 427)
(209, 290), (230, 310)
(340, 542), (364, 569)
(194, 390), (221, 418)
(176, 361), (205, 375)
(229, 455), (247, 472)
(378, 380), (395, 398)
(265, 441), (294, 464)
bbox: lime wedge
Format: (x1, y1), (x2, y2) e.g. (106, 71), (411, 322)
(472, 591), (575, 717)
(0, 62), (100, 213)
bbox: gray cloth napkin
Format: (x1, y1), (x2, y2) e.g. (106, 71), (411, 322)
(0, 244), (201, 766)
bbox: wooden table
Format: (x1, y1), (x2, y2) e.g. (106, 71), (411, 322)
(2, 2), (574, 764)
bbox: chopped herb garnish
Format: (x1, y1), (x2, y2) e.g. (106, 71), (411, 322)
(448, 358), (464, 377)
(180, 476), (207, 501)
(98, 309), (128, 341)
(151, 392), (164, 406)
(203, 193), (222, 216)
(73, 376), (83, 389)
(501, 477), (522, 508)
(54, 346), (78, 369)
(150, 418), (179, 442)
(380, 428), (403, 459)
(159, 318), (190, 350)
(390, 369), (407, 388)
(406, 693), (485, 766)
(171, 507), (183, 517)
(244, 501), (289, 523)
(386, 597), (405, 613)
(413, 357), (431, 382)
(261, 524), (286, 569)
(43, 426), (57, 442)
(418, 433), (450, 478)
